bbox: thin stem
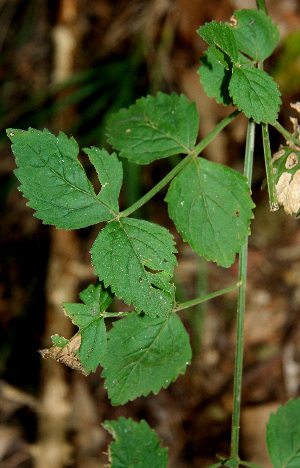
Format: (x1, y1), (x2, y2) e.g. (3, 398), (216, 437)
(255, 0), (267, 14)
(174, 283), (239, 312)
(120, 109), (240, 218)
(262, 123), (279, 211)
(273, 120), (300, 148)
(230, 119), (255, 461)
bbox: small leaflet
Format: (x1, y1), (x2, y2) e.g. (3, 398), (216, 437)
(103, 417), (168, 468)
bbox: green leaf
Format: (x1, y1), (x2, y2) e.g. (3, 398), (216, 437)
(51, 335), (69, 348)
(231, 9), (279, 62)
(198, 47), (233, 106)
(106, 93), (199, 164)
(229, 66), (281, 124)
(6, 128), (121, 229)
(91, 218), (177, 317)
(165, 158), (254, 268)
(103, 417), (168, 467)
(272, 146), (300, 217)
(62, 281), (113, 373)
(102, 314), (192, 405)
(266, 398), (300, 468)
(197, 21), (239, 64)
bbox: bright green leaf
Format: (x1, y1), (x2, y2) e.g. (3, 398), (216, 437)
(229, 66), (281, 124)
(103, 417), (168, 467)
(266, 398), (300, 468)
(198, 47), (233, 106)
(106, 93), (199, 164)
(231, 9), (279, 62)
(197, 21), (239, 64)
(6, 128), (120, 229)
(165, 158), (254, 268)
(102, 314), (192, 405)
(91, 218), (177, 317)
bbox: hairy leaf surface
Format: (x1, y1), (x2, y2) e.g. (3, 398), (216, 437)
(91, 218), (177, 317)
(107, 93), (199, 164)
(267, 398), (300, 468)
(7, 128), (121, 229)
(229, 66), (281, 124)
(166, 158), (254, 268)
(232, 9), (279, 62)
(102, 314), (192, 405)
(103, 417), (168, 467)
(197, 21), (239, 63)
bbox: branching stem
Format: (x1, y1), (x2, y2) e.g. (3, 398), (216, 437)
(174, 284), (239, 312)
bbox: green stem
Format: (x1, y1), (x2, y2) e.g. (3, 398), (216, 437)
(255, 0), (267, 14)
(262, 123), (279, 211)
(120, 109), (240, 218)
(230, 119), (255, 461)
(174, 283), (239, 312)
(273, 120), (300, 148)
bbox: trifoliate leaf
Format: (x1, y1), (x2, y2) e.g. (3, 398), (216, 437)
(165, 158), (254, 268)
(197, 21), (239, 64)
(266, 398), (300, 468)
(102, 314), (192, 405)
(7, 128), (121, 229)
(272, 146), (300, 216)
(91, 218), (177, 317)
(229, 66), (281, 124)
(231, 9), (279, 62)
(198, 47), (233, 106)
(106, 93), (199, 164)
(103, 417), (168, 468)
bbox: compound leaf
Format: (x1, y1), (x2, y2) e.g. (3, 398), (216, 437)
(106, 93), (199, 164)
(7, 128), (121, 229)
(102, 314), (192, 405)
(103, 417), (168, 467)
(232, 9), (279, 62)
(229, 66), (281, 124)
(165, 158), (254, 268)
(197, 21), (239, 64)
(91, 218), (177, 317)
(266, 398), (300, 468)
(198, 47), (233, 106)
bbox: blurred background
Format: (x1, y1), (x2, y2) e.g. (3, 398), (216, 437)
(1, 0), (300, 467)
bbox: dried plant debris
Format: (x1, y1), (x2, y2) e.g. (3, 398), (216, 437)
(272, 103), (300, 217)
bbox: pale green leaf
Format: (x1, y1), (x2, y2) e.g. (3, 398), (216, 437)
(232, 9), (279, 62)
(51, 334), (69, 348)
(91, 218), (177, 317)
(102, 314), (192, 405)
(165, 158), (254, 268)
(107, 93), (199, 164)
(229, 66), (281, 124)
(197, 21), (239, 64)
(267, 398), (300, 468)
(103, 417), (168, 468)
(7, 128), (120, 229)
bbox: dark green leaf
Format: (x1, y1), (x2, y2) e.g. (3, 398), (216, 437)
(197, 21), (239, 64)
(103, 417), (168, 467)
(107, 93), (199, 164)
(266, 398), (300, 468)
(102, 314), (192, 405)
(231, 9), (279, 62)
(165, 158), (254, 267)
(6, 128), (121, 229)
(229, 66), (281, 123)
(91, 218), (177, 317)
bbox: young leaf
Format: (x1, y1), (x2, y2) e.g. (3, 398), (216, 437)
(62, 281), (113, 373)
(231, 9), (279, 62)
(91, 218), (177, 317)
(165, 158), (255, 268)
(7, 128), (121, 229)
(106, 93), (199, 164)
(198, 47), (233, 106)
(197, 21), (239, 64)
(102, 314), (192, 405)
(229, 66), (281, 124)
(266, 398), (300, 468)
(103, 417), (168, 467)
